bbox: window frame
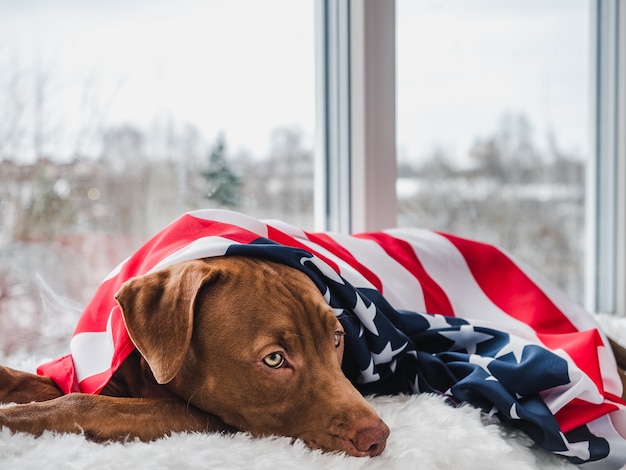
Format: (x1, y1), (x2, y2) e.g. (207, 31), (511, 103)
(315, 0), (397, 233)
(587, 0), (626, 315)
(317, 0), (625, 314)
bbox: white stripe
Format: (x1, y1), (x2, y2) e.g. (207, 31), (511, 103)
(106, 209), (269, 283)
(391, 228), (626, 404)
(540, 356), (604, 414)
(509, 253), (599, 332)
(588, 413), (626, 462)
(512, 253), (622, 398)
(598, 343), (624, 396)
(188, 209), (269, 238)
(294, 236), (377, 290)
(70, 308), (116, 382)
(387, 228), (543, 343)
(262, 218), (307, 239)
(302, 230), (604, 405)
(103, 256), (129, 282)
(326, 234), (427, 312)
(149, 236), (235, 273)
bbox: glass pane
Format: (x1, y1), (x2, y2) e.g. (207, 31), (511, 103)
(397, 0), (589, 303)
(0, 0), (315, 360)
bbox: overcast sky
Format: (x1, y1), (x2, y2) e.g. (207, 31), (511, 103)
(0, 0), (590, 165)
(0, 0), (316, 162)
(397, 0), (590, 164)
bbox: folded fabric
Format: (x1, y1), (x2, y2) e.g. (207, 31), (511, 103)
(38, 209), (626, 468)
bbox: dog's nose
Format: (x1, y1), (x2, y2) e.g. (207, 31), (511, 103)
(351, 421), (390, 457)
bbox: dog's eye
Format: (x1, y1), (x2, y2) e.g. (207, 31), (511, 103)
(263, 352), (285, 368)
(334, 332), (343, 348)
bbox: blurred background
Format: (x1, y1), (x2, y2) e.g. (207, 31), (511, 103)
(0, 0), (590, 359)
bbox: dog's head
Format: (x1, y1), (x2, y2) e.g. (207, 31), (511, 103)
(114, 256), (389, 457)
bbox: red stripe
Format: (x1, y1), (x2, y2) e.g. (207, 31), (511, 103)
(42, 214), (267, 393)
(122, 214), (261, 276)
(305, 233), (383, 291)
(439, 233), (578, 335)
(75, 215), (262, 334)
(355, 232), (454, 316)
(76, 306), (135, 394)
(267, 226), (341, 273)
(79, 370), (118, 396)
(74, 279), (118, 334)
(554, 398), (620, 433)
(36, 354), (79, 394)
(539, 330), (605, 395)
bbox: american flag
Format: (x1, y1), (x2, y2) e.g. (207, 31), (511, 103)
(38, 209), (626, 468)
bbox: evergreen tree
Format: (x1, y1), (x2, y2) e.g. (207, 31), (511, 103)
(201, 135), (242, 208)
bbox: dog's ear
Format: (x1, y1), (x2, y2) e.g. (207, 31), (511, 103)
(114, 260), (219, 384)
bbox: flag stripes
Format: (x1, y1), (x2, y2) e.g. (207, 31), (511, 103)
(36, 210), (626, 468)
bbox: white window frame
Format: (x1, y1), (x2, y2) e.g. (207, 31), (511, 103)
(315, 0), (396, 233)
(317, 0), (625, 314)
(587, 0), (626, 315)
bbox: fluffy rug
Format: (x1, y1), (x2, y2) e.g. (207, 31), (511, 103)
(0, 392), (574, 470)
(1, 313), (624, 469)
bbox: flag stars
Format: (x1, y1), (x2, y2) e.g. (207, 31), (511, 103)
(354, 293), (379, 336)
(468, 353), (495, 376)
(300, 256), (344, 285)
(494, 340), (527, 364)
(554, 434), (591, 461)
(423, 313), (453, 330)
(358, 359), (380, 384)
(371, 341), (408, 365)
(439, 325), (493, 355)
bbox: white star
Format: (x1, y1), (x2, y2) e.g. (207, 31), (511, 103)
(300, 256), (344, 285)
(411, 374), (421, 393)
(354, 292), (379, 336)
(423, 313), (453, 330)
(469, 353), (495, 375)
(554, 433), (590, 460)
(358, 358), (380, 384)
(439, 325), (493, 354)
(332, 307), (345, 317)
(509, 403), (520, 419)
(321, 288), (345, 317)
(494, 339), (526, 364)
(371, 341), (408, 365)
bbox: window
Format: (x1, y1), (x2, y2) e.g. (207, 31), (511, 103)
(1, 0), (624, 362)
(396, 0), (590, 304)
(591, 0), (626, 315)
(320, 0), (623, 313)
(0, 0), (315, 358)
(315, 0), (396, 233)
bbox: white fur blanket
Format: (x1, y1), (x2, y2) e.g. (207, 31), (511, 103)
(0, 394), (574, 470)
(2, 313), (625, 469)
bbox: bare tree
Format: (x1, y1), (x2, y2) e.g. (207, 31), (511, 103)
(399, 113), (585, 301)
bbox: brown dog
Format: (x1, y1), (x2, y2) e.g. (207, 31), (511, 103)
(0, 257), (389, 456)
(3, 253), (626, 461)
